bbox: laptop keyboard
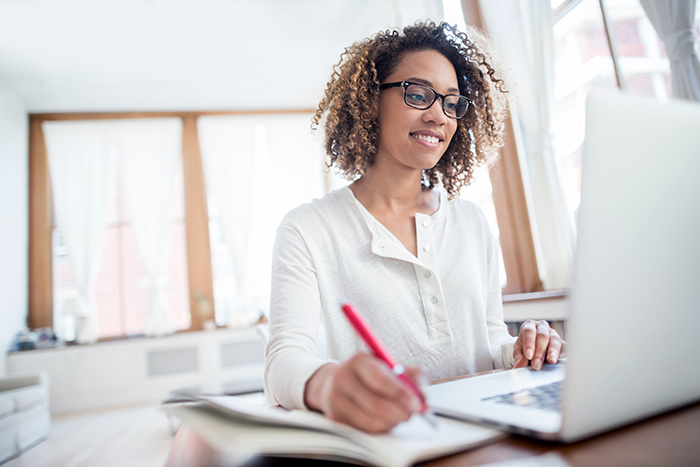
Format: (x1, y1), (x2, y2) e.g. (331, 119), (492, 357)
(481, 381), (563, 412)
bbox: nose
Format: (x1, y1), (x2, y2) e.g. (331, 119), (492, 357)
(422, 98), (448, 125)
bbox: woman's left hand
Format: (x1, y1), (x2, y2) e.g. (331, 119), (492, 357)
(512, 320), (564, 370)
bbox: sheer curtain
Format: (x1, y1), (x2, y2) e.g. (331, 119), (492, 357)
(117, 118), (183, 337)
(198, 115), (258, 327)
(640, 0), (700, 101)
(198, 113), (326, 325)
(478, 0), (576, 290)
(43, 121), (112, 343)
(44, 118), (183, 341)
(264, 114), (326, 216)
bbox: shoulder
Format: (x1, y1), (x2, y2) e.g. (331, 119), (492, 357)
(274, 187), (363, 256)
(443, 195), (494, 237)
(279, 187), (354, 231)
(444, 194), (488, 222)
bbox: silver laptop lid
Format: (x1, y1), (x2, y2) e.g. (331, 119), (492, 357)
(560, 92), (700, 441)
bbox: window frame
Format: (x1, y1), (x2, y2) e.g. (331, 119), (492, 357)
(461, 0), (544, 295)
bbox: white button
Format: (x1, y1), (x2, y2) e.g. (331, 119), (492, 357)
(422, 221), (429, 228)
(424, 271), (431, 278)
(423, 245), (431, 252)
(430, 297), (438, 304)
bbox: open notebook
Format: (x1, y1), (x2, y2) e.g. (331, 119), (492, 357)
(162, 392), (504, 467)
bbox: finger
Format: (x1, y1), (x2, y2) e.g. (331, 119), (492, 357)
(351, 357), (421, 414)
(327, 385), (398, 433)
(344, 379), (414, 431)
(325, 359), (410, 432)
(404, 366), (429, 393)
(340, 355), (419, 421)
(513, 354), (529, 369)
(349, 355), (420, 405)
(518, 320), (538, 361)
(545, 329), (564, 364)
(531, 321), (551, 370)
(511, 339), (523, 365)
(403, 366), (430, 410)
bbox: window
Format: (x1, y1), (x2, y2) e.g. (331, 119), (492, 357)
(29, 111), (327, 340)
(552, 0), (700, 225)
(51, 158), (190, 340)
(198, 113), (327, 327)
(41, 118), (191, 342)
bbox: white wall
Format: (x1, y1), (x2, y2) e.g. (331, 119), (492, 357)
(0, 87), (29, 375)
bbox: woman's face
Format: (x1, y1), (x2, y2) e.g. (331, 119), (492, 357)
(375, 49), (459, 174)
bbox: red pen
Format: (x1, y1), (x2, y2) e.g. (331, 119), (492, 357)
(340, 301), (436, 428)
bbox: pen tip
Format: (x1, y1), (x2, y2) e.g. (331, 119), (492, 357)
(423, 412), (438, 430)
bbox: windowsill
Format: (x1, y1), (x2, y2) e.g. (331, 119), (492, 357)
(502, 289), (569, 322)
(502, 288), (569, 303)
(7, 324), (260, 355)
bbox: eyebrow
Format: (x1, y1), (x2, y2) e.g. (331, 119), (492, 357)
(406, 77), (460, 94)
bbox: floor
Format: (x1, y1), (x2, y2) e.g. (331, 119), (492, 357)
(5, 404), (176, 467)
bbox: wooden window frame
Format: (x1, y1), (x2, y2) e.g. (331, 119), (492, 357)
(461, 0), (543, 295)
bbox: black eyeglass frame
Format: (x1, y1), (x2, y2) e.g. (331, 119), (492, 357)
(378, 80), (473, 119)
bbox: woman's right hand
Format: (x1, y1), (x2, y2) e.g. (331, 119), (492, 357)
(304, 353), (427, 433)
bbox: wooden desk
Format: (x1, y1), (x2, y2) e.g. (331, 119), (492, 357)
(166, 376), (700, 467)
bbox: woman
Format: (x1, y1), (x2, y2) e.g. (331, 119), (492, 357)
(265, 21), (563, 433)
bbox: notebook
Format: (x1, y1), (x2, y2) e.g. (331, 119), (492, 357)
(161, 392), (505, 467)
(425, 91), (700, 442)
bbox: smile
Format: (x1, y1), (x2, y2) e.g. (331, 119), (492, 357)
(410, 133), (441, 144)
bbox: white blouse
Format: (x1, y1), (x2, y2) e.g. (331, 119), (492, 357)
(264, 187), (515, 409)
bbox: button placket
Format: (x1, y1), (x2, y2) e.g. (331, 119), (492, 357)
(414, 213), (450, 341)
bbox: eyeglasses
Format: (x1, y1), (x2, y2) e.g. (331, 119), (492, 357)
(378, 81), (472, 119)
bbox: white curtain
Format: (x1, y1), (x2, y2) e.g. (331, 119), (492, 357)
(117, 119), (183, 337)
(640, 0), (700, 101)
(43, 121), (112, 344)
(198, 116), (258, 326)
(263, 114), (326, 216)
(198, 114), (326, 325)
(478, 0), (577, 290)
(44, 118), (183, 341)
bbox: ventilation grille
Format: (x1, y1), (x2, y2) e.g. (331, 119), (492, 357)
(220, 340), (264, 368)
(147, 347), (199, 377)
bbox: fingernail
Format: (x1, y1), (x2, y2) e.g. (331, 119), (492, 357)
(549, 351), (558, 362)
(525, 349), (534, 360)
(533, 358), (542, 370)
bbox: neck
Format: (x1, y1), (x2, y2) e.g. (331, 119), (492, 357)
(350, 163), (428, 213)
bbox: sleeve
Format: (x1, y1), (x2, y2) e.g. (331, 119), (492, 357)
(264, 221), (328, 410)
(482, 216), (516, 369)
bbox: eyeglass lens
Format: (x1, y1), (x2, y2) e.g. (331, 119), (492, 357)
(404, 83), (469, 119)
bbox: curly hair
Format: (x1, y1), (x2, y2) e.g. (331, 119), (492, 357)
(313, 20), (509, 199)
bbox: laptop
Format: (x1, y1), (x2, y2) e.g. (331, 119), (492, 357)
(424, 92), (700, 442)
